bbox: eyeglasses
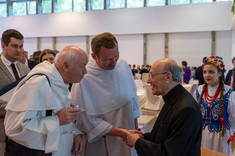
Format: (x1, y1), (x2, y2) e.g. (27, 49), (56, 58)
(149, 72), (167, 78)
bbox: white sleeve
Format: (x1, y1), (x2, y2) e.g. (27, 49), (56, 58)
(4, 76), (61, 153)
(4, 109), (60, 153)
(130, 96), (143, 119)
(78, 112), (112, 143)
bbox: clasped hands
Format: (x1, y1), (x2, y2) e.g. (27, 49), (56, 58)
(122, 129), (144, 147)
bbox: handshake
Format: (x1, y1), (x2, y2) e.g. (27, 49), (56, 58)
(121, 129), (145, 147)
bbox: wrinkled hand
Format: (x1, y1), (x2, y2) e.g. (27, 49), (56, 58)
(72, 135), (83, 156)
(127, 130), (144, 138)
(123, 130), (142, 147)
(57, 107), (81, 125)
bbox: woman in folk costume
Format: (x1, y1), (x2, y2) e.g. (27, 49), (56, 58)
(194, 56), (235, 155)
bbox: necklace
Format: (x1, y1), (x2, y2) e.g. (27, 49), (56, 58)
(204, 85), (220, 104)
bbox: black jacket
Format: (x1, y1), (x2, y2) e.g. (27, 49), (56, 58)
(28, 60), (38, 70)
(135, 84), (202, 156)
(225, 69), (233, 86)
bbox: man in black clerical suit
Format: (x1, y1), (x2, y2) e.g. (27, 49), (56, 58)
(124, 58), (202, 156)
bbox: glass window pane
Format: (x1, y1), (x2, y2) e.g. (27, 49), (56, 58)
(0, 2), (7, 17)
(127, 0), (144, 8)
(42, 0), (52, 14)
(109, 0), (125, 9)
(74, 0), (86, 12)
(147, 0), (165, 6)
(56, 0), (72, 13)
(13, 1), (26, 16)
(192, 0), (212, 3)
(170, 0), (190, 5)
(27, 1), (36, 15)
(91, 0), (104, 10)
(216, 0), (232, 1)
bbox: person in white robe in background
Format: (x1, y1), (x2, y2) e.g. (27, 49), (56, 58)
(71, 32), (142, 156)
(4, 45), (88, 156)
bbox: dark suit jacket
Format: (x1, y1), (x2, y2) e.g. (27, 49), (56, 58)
(195, 65), (204, 85)
(225, 69), (233, 86)
(0, 57), (30, 145)
(135, 84), (202, 156)
(27, 59), (38, 70)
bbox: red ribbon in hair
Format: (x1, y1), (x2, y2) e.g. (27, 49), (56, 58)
(220, 117), (225, 126)
(227, 134), (235, 144)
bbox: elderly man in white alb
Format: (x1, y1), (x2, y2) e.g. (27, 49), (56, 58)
(4, 45), (88, 156)
(71, 32), (142, 156)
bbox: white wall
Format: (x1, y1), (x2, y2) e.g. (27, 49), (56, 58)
(168, 32), (211, 67)
(146, 33), (165, 65)
(116, 34), (144, 65)
(56, 36), (87, 52)
(216, 31), (233, 71)
(40, 37), (54, 50)
(23, 38), (37, 56)
(0, 2), (232, 37)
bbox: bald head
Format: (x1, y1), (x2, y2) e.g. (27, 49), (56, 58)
(55, 46), (87, 66)
(151, 58), (182, 83)
(148, 58), (182, 96)
(55, 45), (88, 84)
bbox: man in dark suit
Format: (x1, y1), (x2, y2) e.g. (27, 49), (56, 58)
(124, 58), (202, 156)
(225, 57), (235, 89)
(195, 57), (207, 85)
(18, 50), (38, 70)
(0, 29), (30, 156)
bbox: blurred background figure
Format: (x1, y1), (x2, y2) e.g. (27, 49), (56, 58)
(182, 60), (191, 84)
(18, 50), (38, 70)
(225, 57), (235, 90)
(131, 64), (138, 76)
(195, 57), (207, 85)
(39, 49), (57, 64)
(190, 67), (197, 80)
(32, 50), (42, 63)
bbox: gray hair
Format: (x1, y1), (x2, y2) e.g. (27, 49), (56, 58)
(164, 62), (183, 82)
(55, 47), (80, 67)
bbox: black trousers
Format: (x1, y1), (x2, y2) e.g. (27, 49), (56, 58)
(5, 139), (52, 156)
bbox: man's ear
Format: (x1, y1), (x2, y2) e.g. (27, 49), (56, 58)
(62, 61), (69, 72)
(91, 53), (97, 60)
(165, 72), (172, 83)
(1, 42), (6, 51)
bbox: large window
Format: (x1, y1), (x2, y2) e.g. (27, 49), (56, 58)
(0, 0), (229, 17)
(74, 0), (86, 12)
(42, 0), (52, 14)
(127, 0), (144, 8)
(147, 0), (165, 6)
(56, 0), (72, 13)
(192, 0), (213, 3)
(0, 1), (7, 17)
(109, 0), (125, 9)
(91, 0), (104, 10)
(12, 1), (27, 16)
(170, 0), (190, 5)
(27, 0), (36, 14)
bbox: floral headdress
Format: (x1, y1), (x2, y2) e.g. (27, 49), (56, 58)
(203, 56), (226, 73)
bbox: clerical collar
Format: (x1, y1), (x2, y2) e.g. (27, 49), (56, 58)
(163, 84), (181, 102)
